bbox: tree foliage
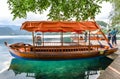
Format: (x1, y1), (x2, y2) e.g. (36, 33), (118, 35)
(96, 21), (108, 27)
(7, 0), (109, 21)
(96, 21), (109, 34)
(109, 0), (120, 26)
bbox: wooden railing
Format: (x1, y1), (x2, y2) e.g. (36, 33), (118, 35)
(35, 42), (79, 46)
(11, 44), (103, 53)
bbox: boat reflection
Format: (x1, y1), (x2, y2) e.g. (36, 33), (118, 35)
(8, 57), (112, 79)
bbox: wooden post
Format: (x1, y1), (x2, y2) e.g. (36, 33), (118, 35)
(32, 32), (35, 46)
(78, 33), (80, 45)
(61, 32), (63, 46)
(93, 19), (110, 46)
(88, 31), (91, 52)
(95, 34), (98, 51)
(42, 32), (44, 46)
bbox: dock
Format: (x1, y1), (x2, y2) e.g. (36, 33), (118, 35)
(97, 40), (120, 79)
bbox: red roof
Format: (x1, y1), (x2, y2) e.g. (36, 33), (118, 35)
(21, 21), (100, 32)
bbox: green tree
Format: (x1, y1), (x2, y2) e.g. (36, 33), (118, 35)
(109, 0), (120, 26)
(7, 0), (109, 21)
(96, 21), (109, 34)
(96, 21), (108, 27)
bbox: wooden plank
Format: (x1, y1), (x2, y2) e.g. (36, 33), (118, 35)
(98, 56), (120, 79)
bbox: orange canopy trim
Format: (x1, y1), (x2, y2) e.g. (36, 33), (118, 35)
(21, 21), (100, 32)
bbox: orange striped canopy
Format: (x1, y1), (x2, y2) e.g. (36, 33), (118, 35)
(21, 21), (100, 32)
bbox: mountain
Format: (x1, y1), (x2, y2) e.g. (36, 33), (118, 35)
(0, 27), (14, 35)
(0, 25), (30, 35)
(0, 25), (20, 30)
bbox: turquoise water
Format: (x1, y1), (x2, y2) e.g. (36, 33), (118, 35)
(0, 35), (113, 79)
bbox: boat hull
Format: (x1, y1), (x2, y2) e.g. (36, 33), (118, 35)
(8, 47), (118, 60)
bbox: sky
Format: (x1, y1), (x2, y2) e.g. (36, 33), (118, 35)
(0, 0), (112, 26)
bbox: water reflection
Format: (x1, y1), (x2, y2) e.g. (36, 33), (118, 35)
(7, 57), (112, 79)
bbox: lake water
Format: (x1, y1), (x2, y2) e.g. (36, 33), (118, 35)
(0, 35), (113, 79)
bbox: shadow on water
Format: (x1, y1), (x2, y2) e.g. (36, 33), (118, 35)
(5, 57), (112, 79)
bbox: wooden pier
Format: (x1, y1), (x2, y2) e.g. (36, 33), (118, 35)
(98, 40), (120, 79)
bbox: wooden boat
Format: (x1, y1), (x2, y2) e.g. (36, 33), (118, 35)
(5, 21), (118, 60)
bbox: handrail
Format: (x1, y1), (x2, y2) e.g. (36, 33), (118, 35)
(33, 42), (80, 46)
(10, 44), (104, 53)
(10, 44), (102, 48)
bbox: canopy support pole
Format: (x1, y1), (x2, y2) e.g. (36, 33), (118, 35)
(88, 31), (91, 52)
(61, 32), (63, 46)
(93, 19), (112, 48)
(78, 33), (80, 45)
(42, 32), (44, 46)
(32, 32), (35, 46)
